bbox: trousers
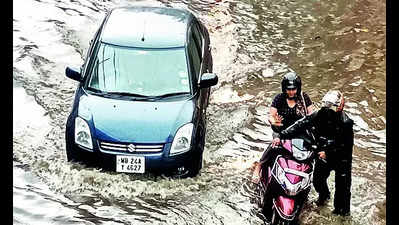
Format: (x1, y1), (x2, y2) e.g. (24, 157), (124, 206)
(313, 157), (352, 213)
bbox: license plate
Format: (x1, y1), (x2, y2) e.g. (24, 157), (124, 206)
(116, 155), (145, 173)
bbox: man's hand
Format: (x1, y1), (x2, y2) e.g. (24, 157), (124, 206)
(271, 137), (281, 148)
(318, 151), (327, 159)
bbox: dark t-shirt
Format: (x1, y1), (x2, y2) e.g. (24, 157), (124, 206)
(271, 92), (312, 130)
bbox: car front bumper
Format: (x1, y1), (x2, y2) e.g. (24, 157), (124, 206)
(69, 141), (197, 173)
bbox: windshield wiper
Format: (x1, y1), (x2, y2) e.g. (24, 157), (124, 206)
(86, 88), (112, 97)
(149, 92), (190, 100)
(87, 89), (189, 100)
(105, 92), (150, 98)
(87, 89), (149, 99)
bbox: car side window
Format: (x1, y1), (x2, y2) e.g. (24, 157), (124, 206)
(192, 23), (203, 56)
(82, 17), (107, 78)
(188, 34), (201, 80)
(82, 35), (99, 77)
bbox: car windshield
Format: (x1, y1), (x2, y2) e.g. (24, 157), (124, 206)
(86, 43), (190, 97)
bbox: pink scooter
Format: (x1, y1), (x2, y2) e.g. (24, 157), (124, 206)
(258, 136), (318, 225)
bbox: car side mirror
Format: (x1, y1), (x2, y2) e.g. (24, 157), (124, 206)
(65, 66), (82, 82)
(199, 73), (218, 88)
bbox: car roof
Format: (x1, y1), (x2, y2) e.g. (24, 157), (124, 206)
(101, 6), (195, 48)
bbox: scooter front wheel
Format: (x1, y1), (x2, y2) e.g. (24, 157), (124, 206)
(271, 208), (290, 225)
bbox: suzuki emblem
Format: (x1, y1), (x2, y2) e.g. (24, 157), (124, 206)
(127, 144), (136, 152)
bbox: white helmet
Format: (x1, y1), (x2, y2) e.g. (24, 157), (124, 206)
(321, 90), (345, 112)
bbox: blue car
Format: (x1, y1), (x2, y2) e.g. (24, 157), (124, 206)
(65, 6), (218, 178)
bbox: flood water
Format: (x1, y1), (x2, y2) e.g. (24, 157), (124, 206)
(13, 0), (386, 224)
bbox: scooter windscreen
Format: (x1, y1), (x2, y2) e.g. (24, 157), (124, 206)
(291, 139), (313, 161)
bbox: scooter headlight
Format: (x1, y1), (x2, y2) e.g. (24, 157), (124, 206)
(75, 117), (93, 149)
(273, 162), (303, 196)
(292, 147), (312, 161)
(275, 163), (286, 185)
(292, 139), (312, 161)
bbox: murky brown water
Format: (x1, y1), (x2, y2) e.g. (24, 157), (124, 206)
(13, 0), (386, 224)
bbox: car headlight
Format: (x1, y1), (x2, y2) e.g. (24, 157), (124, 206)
(75, 117), (93, 149)
(170, 123), (194, 156)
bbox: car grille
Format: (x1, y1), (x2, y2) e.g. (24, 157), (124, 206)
(99, 141), (164, 153)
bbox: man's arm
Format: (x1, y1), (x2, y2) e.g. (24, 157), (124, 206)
(341, 116), (354, 159)
(277, 112), (317, 139)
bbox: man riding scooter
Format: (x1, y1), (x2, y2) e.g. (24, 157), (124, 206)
(275, 90), (354, 216)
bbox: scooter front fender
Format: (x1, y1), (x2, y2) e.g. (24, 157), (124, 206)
(273, 196), (297, 221)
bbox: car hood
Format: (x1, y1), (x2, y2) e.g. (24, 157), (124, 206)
(78, 94), (194, 143)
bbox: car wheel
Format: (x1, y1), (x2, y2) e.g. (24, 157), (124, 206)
(185, 151), (203, 178)
(65, 133), (84, 163)
(66, 141), (79, 162)
(176, 130), (205, 178)
(187, 129), (206, 177)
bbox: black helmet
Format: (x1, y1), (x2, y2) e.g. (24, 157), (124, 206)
(281, 71), (302, 95)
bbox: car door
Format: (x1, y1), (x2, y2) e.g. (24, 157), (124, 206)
(191, 21), (211, 113)
(187, 22), (207, 142)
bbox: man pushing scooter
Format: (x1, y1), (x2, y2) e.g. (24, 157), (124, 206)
(272, 90), (354, 217)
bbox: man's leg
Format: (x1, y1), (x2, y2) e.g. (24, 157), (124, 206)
(333, 159), (352, 216)
(313, 159), (332, 206)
